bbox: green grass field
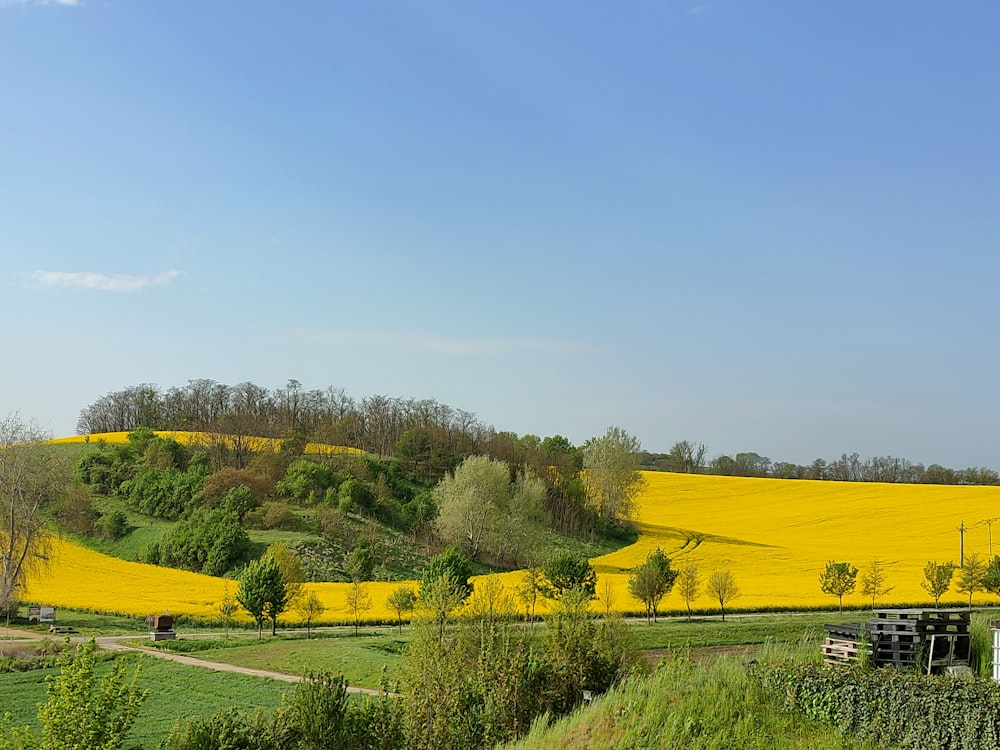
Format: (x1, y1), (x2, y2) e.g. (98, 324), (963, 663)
(0, 654), (292, 749)
(142, 628), (407, 689)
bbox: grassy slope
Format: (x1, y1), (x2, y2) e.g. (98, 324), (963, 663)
(0, 654), (291, 749)
(505, 648), (878, 750)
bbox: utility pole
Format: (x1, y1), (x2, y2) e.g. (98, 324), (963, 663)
(958, 520), (968, 568)
(978, 517), (1000, 558)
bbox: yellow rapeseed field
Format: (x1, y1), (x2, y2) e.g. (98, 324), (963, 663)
(24, 536), (407, 624)
(22, 468), (1000, 619)
(49, 431), (363, 456)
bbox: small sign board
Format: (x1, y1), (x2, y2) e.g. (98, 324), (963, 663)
(29, 606), (55, 623)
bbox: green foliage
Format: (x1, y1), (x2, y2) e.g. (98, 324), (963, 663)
(971, 612), (994, 679)
(920, 560), (955, 606)
(819, 560), (858, 613)
(294, 591), (326, 637)
(984, 556), (1000, 599)
(164, 669), (404, 750)
(119, 465), (205, 520)
(277, 459), (338, 503)
(0, 640), (147, 750)
(346, 542), (377, 581)
(386, 586), (417, 633)
(161, 707), (276, 750)
(756, 660), (1000, 749)
(95, 509), (130, 540)
(158, 508), (250, 576)
(219, 485), (258, 520)
(957, 553), (989, 608)
(581, 425), (646, 528)
(508, 652), (869, 750)
(283, 670), (352, 749)
(627, 547), (678, 623)
(338, 478), (377, 515)
(420, 547), (473, 600)
(542, 553), (597, 599)
(431, 455), (548, 564)
(237, 557), (288, 638)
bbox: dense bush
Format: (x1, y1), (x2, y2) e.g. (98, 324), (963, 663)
(755, 661), (1000, 749)
(95, 509), (129, 540)
(119, 465), (205, 520)
(157, 508), (250, 576)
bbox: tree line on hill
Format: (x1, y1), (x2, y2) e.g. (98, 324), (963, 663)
(640, 440), (999, 485)
(79, 381), (999, 487)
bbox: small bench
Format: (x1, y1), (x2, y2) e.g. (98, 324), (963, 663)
(48, 625), (75, 634)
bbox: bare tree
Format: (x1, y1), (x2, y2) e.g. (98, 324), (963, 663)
(345, 580), (372, 635)
(860, 559), (894, 610)
(294, 590), (326, 638)
(706, 570), (741, 622)
(676, 564), (701, 621)
(1, 414), (71, 614)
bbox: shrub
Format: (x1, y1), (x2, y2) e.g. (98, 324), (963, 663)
(96, 509), (129, 540)
(755, 661), (1000, 749)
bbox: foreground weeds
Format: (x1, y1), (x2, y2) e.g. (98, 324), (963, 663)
(506, 644), (876, 750)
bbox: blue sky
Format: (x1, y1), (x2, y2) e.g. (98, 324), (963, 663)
(2, 1), (998, 468)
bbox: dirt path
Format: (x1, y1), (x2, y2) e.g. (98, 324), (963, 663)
(3, 627), (382, 696)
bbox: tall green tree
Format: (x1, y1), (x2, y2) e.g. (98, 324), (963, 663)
(582, 426), (646, 528)
(542, 553), (597, 599)
(237, 556), (287, 639)
(0, 414), (71, 616)
(819, 560), (858, 613)
(432, 454), (547, 563)
(627, 548), (678, 623)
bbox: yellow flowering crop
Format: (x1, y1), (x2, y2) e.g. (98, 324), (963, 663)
(588, 472), (1000, 611)
(23, 536), (408, 624)
(23, 468), (1000, 619)
(48, 431), (363, 456)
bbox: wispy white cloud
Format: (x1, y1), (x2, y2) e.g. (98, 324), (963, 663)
(0, 0), (84, 6)
(287, 328), (596, 358)
(687, 4), (712, 14)
(32, 269), (182, 292)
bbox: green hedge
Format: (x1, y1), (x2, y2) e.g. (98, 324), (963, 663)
(755, 662), (1000, 749)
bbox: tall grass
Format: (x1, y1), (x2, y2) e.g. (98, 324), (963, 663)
(504, 643), (877, 750)
(971, 611), (995, 679)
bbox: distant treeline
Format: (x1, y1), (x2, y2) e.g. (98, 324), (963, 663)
(639, 440), (999, 486)
(77, 380), (998, 488)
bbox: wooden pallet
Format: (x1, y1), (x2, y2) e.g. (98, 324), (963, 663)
(823, 637), (863, 666)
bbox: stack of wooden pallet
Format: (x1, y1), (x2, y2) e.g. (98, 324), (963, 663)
(822, 609), (970, 674)
(869, 609), (969, 672)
